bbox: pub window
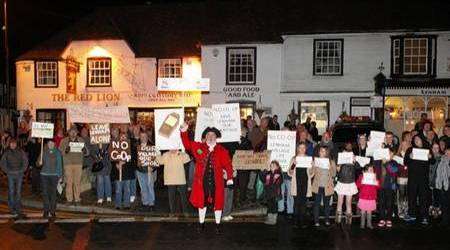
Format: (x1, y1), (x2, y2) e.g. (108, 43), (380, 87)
(35, 61), (58, 87)
(158, 59), (182, 78)
(226, 47), (256, 85)
(87, 57), (112, 87)
(390, 36), (436, 77)
(313, 39), (343, 75)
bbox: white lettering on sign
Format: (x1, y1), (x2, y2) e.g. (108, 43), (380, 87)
(110, 140), (131, 161)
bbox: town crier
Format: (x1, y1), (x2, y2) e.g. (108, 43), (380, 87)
(180, 123), (234, 234)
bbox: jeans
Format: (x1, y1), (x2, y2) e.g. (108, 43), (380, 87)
(41, 175), (59, 214)
(7, 173), (23, 214)
(130, 178), (137, 198)
(136, 171), (155, 206)
(313, 187), (331, 223)
(379, 189), (395, 220)
(278, 176), (294, 214)
(168, 185), (189, 214)
(397, 184), (408, 218)
(223, 187), (234, 216)
(115, 180), (131, 208)
(96, 175), (112, 200)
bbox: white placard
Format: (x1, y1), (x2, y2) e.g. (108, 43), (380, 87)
(154, 108), (184, 150)
(412, 148), (429, 161)
(90, 123), (111, 144)
(314, 158), (330, 170)
(31, 122), (54, 139)
(69, 142), (85, 153)
(267, 130), (296, 172)
(393, 155), (404, 165)
(337, 152), (354, 165)
(369, 131), (386, 143)
(68, 105), (130, 124)
(373, 148), (390, 161)
(355, 156), (371, 167)
(212, 103), (241, 143)
(362, 173), (378, 186)
(295, 156), (312, 168)
(194, 107), (214, 142)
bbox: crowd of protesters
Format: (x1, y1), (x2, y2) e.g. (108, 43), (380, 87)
(0, 112), (450, 233)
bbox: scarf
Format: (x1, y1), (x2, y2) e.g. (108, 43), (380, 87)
(435, 156), (450, 191)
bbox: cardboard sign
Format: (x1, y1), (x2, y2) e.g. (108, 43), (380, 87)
(69, 142), (85, 153)
(373, 148), (390, 161)
(68, 105), (130, 124)
(110, 139), (132, 162)
(267, 130), (296, 172)
(338, 152), (354, 165)
(90, 123), (111, 144)
(31, 122), (54, 139)
(137, 145), (160, 167)
(314, 158), (330, 170)
(212, 103), (241, 143)
(393, 155), (404, 165)
(194, 107), (214, 142)
(154, 108), (184, 150)
(232, 150), (271, 170)
(412, 148), (429, 161)
(362, 173), (378, 185)
(355, 156), (371, 167)
(295, 156), (312, 168)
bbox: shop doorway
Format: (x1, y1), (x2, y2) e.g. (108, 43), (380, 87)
(298, 101), (329, 135)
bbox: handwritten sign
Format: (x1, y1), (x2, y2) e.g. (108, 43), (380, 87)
(194, 107), (214, 142)
(366, 131), (385, 157)
(31, 122), (54, 139)
(232, 150), (271, 170)
(69, 142), (85, 153)
(110, 139), (131, 162)
(213, 103), (241, 143)
(355, 156), (371, 167)
(267, 130), (296, 172)
(68, 105), (130, 124)
(362, 173), (378, 186)
(90, 123), (111, 144)
(338, 152), (354, 165)
(296, 156), (313, 168)
(138, 145), (160, 167)
(412, 148), (429, 161)
(373, 148), (390, 161)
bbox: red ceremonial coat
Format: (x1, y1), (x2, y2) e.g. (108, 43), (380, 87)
(181, 131), (233, 210)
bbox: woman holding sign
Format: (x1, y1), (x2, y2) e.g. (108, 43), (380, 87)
(180, 123), (234, 234)
(404, 135), (435, 225)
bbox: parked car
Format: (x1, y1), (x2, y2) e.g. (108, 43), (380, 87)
(332, 120), (385, 152)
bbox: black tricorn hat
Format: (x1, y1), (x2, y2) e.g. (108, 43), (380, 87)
(202, 127), (222, 139)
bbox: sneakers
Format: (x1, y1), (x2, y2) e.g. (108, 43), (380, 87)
(378, 220), (386, 228)
(106, 197), (112, 203)
(421, 219), (429, 225)
(386, 220), (393, 228)
(324, 220), (331, 226)
(222, 215), (234, 222)
(403, 215), (416, 222)
(130, 196), (136, 203)
(314, 222), (320, 227)
(97, 199), (104, 204)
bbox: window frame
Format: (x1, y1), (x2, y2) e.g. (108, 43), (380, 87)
(157, 58), (183, 79)
(313, 39), (344, 76)
(86, 57), (112, 87)
(390, 35), (437, 78)
(34, 60), (59, 88)
(226, 47), (257, 85)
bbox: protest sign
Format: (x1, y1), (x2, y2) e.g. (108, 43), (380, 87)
(212, 103), (241, 143)
(90, 123), (111, 144)
(366, 131), (385, 157)
(314, 158), (330, 170)
(373, 148), (390, 161)
(154, 108), (184, 150)
(110, 139), (132, 162)
(362, 173), (378, 185)
(338, 152), (354, 165)
(31, 122), (54, 139)
(194, 107), (214, 142)
(355, 156), (371, 167)
(296, 156), (313, 168)
(69, 142), (85, 153)
(232, 150), (271, 170)
(412, 148), (429, 161)
(267, 130), (296, 172)
(137, 145), (160, 168)
(68, 105), (130, 124)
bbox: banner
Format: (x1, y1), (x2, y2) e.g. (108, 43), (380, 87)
(194, 107), (214, 142)
(68, 105), (130, 124)
(232, 150), (271, 170)
(267, 130), (296, 172)
(31, 122), (54, 138)
(137, 145), (160, 167)
(212, 103), (241, 143)
(154, 108), (184, 150)
(89, 123), (111, 144)
(109, 139), (132, 162)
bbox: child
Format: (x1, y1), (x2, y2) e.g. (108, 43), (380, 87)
(261, 160), (283, 225)
(378, 148), (399, 228)
(335, 142), (359, 224)
(356, 165), (380, 229)
(311, 145), (336, 227)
